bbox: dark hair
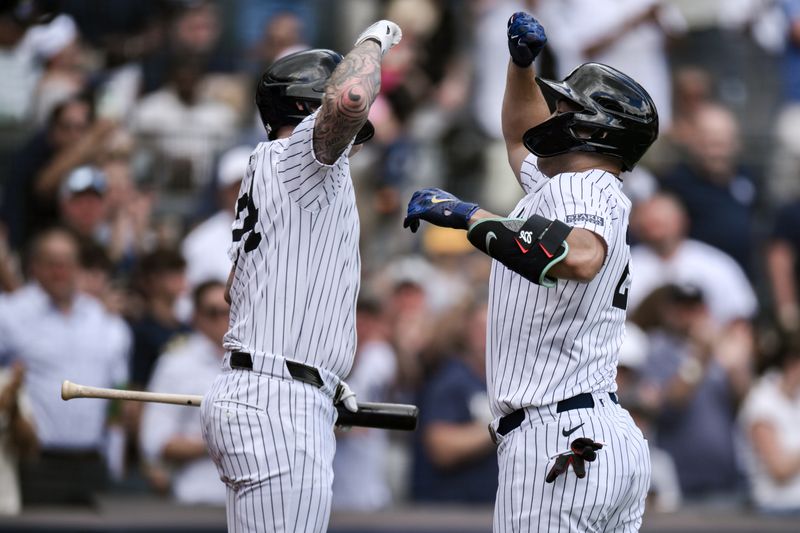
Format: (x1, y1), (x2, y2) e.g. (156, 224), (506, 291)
(138, 248), (186, 276)
(47, 95), (94, 130)
(192, 279), (225, 310)
(772, 331), (800, 371)
(79, 242), (113, 274)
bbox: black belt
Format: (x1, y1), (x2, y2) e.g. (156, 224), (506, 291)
(496, 392), (618, 438)
(230, 351), (324, 389)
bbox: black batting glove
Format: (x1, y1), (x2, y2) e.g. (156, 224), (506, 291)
(507, 12), (547, 68)
(545, 437), (604, 483)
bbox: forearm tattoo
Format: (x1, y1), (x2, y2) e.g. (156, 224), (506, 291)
(314, 41), (382, 164)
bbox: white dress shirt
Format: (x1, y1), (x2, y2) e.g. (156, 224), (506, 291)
(181, 210), (235, 288)
(629, 239), (757, 324)
(0, 283), (130, 449)
(140, 332), (226, 505)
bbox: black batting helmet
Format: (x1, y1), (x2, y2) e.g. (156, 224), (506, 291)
(523, 63), (658, 171)
(255, 49), (374, 144)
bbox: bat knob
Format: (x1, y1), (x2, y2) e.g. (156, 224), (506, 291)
(61, 380), (75, 400)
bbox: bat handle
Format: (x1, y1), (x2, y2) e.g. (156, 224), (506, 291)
(61, 380), (78, 400)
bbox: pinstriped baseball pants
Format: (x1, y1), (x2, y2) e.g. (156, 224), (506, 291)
(201, 363), (337, 533)
(491, 393), (650, 532)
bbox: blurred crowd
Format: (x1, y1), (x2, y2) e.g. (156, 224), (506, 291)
(2, 0), (800, 520)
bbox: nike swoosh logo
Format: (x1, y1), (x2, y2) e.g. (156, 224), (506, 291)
(515, 239), (529, 254)
(430, 196), (451, 204)
(562, 423), (585, 437)
(485, 231), (497, 251)
(539, 242), (554, 258)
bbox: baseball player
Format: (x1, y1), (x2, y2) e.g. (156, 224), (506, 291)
(200, 20), (402, 533)
(403, 12), (658, 532)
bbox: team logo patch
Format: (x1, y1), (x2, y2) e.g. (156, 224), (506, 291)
(566, 213), (605, 226)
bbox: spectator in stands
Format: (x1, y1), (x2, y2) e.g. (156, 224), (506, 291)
(29, 14), (86, 125)
(616, 323), (682, 513)
(629, 192), (757, 325)
(77, 242), (124, 315)
(1, 96), (114, 249)
(661, 103), (757, 275)
(739, 332), (800, 513)
(535, 0), (681, 132)
(632, 283), (753, 503)
(57, 165), (107, 242)
(182, 145), (250, 288)
(131, 56), (238, 192)
(140, 0), (232, 94)
(252, 10), (308, 68)
(766, 197), (800, 332)
(768, 0), (800, 201)
(0, 228), (130, 504)
(0, 361), (37, 515)
(0, 0), (52, 126)
(412, 298), (497, 503)
(128, 248), (190, 391)
(139, 280), (228, 505)
(0, 227), (20, 293)
(333, 299), (397, 511)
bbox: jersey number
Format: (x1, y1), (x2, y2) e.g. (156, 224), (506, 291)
(612, 263), (630, 310)
(232, 181), (262, 253)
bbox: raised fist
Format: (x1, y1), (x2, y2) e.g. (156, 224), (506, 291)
(355, 20), (403, 57)
(403, 188), (480, 233)
(507, 12), (547, 68)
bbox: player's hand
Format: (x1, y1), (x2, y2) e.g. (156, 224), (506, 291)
(334, 380), (358, 413)
(355, 20), (402, 57)
(403, 188), (480, 233)
(507, 12), (547, 67)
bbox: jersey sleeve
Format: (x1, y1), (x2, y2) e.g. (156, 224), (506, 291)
(537, 171), (616, 245)
(276, 110), (352, 212)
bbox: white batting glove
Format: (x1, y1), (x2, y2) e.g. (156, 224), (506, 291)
(335, 381), (358, 413)
(354, 20), (402, 57)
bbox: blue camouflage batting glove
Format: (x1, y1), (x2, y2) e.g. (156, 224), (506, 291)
(403, 188), (480, 233)
(507, 12), (547, 68)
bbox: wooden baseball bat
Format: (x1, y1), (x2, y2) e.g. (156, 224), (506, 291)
(61, 380), (203, 406)
(60, 380), (418, 431)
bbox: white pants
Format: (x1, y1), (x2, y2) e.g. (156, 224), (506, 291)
(491, 393), (650, 532)
(201, 353), (338, 533)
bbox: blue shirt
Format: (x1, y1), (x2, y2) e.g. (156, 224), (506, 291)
(662, 162), (756, 276)
(412, 358), (498, 503)
(644, 331), (742, 496)
(783, 0), (800, 102)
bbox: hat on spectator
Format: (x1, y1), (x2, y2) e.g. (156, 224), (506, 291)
(60, 166), (107, 198)
(26, 14), (78, 60)
(218, 146), (253, 188)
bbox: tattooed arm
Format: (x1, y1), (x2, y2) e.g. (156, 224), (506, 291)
(313, 41), (383, 164)
(313, 20), (402, 164)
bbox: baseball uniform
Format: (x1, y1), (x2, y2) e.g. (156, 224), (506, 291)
(488, 155), (650, 532)
(200, 109), (359, 533)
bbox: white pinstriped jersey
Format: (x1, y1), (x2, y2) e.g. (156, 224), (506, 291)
(487, 154), (632, 415)
(224, 110), (359, 379)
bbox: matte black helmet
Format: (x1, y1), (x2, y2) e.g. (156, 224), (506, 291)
(522, 63), (658, 171)
(255, 49), (374, 144)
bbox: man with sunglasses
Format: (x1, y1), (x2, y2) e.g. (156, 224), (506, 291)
(140, 280), (230, 505)
(403, 12), (658, 532)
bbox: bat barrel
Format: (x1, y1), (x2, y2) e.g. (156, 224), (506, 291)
(335, 402), (418, 431)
